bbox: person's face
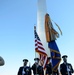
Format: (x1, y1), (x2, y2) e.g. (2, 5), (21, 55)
(35, 60), (39, 64)
(24, 62), (27, 66)
(48, 59), (51, 63)
(63, 58), (67, 63)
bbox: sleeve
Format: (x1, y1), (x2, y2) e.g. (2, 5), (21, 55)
(60, 64), (63, 74)
(46, 68), (48, 75)
(70, 64), (74, 73)
(42, 67), (44, 75)
(17, 67), (21, 75)
(31, 64), (35, 74)
(45, 65), (48, 75)
(29, 67), (32, 75)
(31, 64), (34, 70)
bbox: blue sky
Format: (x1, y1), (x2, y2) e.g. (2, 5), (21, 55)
(0, 0), (74, 75)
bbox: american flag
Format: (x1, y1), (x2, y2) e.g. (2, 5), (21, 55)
(34, 26), (48, 68)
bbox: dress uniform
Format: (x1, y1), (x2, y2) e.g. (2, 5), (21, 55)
(60, 55), (74, 75)
(17, 59), (31, 75)
(31, 58), (44, 75)
(45, 57), (52, 75)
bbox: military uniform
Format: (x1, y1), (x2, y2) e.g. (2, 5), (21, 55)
(18, 66), (31, 75)
(32, 63), (44, 75)
(32, 58), (44, 75)
(17, 59), (31, 75)
(60, 63), (73, 75)
(60, 55), (74, 75)
(45, 57), (52, 75)
(45, 63), (52, 75)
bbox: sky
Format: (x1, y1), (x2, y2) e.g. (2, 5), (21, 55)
(0, 0), (74, 75)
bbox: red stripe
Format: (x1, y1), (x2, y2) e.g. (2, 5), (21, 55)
(35, 31), (48, 69)
(37, 41), (43, 45)
(38, 46), (45, 50)
(35, 49), (47, 55)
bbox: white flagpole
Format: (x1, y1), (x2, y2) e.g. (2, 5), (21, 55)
(34, 26), (38, 75)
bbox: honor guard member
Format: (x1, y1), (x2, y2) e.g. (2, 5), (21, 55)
(31, 58), (44, 75)
(17, 59), (31, 75)
(45, 57), (52, 75)
(60, 55), (74, 75)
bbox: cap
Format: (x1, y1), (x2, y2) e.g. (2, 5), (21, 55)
(34, 58), (40, 61)
(47, 57), (51, 60)
(23, 59), (28, 62)
(62, 55), (68, 58)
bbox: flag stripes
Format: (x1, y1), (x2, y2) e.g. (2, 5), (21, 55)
(34, 28), (48, 68)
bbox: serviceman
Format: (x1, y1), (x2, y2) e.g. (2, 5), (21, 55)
(31, 58), (44, 75)
(60, 55), (74, 75)
(17, 59), (31, 75)
(45, 57), (52, 75)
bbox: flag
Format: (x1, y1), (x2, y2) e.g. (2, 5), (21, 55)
(48, 41), (61, 72)
(45, 13), (61, 72)
(34, 26), (48, 68)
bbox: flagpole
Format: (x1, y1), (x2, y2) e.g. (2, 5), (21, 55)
(34, 26), (38, 75)
(34, 26), (36, 58)
(34, 26), (36, 61)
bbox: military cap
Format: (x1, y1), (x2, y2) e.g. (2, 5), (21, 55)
(23, 59), (28, 62)
(62, 55), (68, 58)
(47, 57), (51, 60)
(34, 58), (40, 61)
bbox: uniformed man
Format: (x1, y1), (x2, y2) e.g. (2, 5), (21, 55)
(60, 55), (74, 75)
(45, 57), (52, 75)
(17, 59), (31, 75)
(31, 58), (44, 75)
